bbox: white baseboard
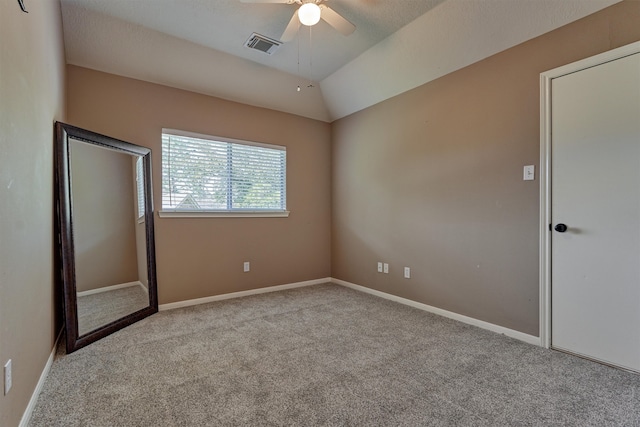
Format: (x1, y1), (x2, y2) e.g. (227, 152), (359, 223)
(157, 275), (539, 346)
(332, 278), (541, 346)
(159, 277), (332, 311)
(77, 281), (144, 297)
(19, 328), (63, 427)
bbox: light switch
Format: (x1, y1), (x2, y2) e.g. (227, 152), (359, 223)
(523, 165), (535, 181)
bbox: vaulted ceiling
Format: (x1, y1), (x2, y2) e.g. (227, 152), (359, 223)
(60, 0), (620, 122)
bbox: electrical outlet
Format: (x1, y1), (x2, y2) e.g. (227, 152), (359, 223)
(404, 267), (411, 279)
(243, 261), (250, 272)
(4, 359), (12, 395)
(383, 263), (389, 274)
(377, 262), (383, 273)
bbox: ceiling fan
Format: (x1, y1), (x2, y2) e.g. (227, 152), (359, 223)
(241, 0), (356, 42)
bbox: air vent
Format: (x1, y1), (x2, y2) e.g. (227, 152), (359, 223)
(245, 33), (281, 55)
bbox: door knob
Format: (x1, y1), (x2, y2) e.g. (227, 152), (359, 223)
(554, 223), (568, 233)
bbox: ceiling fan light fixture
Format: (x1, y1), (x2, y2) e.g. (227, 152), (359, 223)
(298, 3), (321, 26)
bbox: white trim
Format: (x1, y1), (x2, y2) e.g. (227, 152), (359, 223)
(19, 329), (63, 427)
(333, 278), (541, 346)
(162, 128), (285, 151)
(539, 70), (552, 349)
(539, 41), (640, 350)
(158, 210), (290, 218)
(77, 281), (145, 297)
(159, 277), (331, 311)
(156, 275), (540, 344)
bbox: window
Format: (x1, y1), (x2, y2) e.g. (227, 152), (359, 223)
(136, 156), (145, 219)
(161, 130), (287, 217)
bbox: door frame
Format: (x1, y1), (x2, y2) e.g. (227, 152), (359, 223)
(539, 41), (640, 349)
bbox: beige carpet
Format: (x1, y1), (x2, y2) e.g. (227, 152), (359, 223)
(77, 284), (149, 336)
(30, 283), (640, 426)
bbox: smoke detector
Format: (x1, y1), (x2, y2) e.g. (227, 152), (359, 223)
(245, 33), (281, 55)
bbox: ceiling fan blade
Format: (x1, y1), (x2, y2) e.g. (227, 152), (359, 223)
(240, 0), (292, 3)
(320, 5), (355, 36)
(280, 10), (300, 42)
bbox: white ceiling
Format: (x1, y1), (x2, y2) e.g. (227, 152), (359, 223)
(60, 0), (621, 122)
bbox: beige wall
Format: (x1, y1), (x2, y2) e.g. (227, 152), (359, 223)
(70, 141), (139, 292)
(0, 0), (66, 425)
(66, 66), (332, 304)
(331, 0), (640, 336)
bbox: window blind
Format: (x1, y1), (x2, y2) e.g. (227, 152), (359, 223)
(161, 131), (286, 212)
(136, 156), (145, 219)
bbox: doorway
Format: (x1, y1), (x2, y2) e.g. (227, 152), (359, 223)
(540, 42), (640, 372)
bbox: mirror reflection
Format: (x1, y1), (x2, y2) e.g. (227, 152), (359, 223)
(56, 122), (157, 353)
(69, 138), (151, 336)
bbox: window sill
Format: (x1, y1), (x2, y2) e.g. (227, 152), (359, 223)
(158, 210), (290, 218)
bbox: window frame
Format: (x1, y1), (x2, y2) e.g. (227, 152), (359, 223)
(135, 155), (146, 222)
(159, 129), (289, 218)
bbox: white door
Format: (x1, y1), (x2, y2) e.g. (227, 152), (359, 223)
(550, 51), (640, 372)
(551, 49), (640, 371)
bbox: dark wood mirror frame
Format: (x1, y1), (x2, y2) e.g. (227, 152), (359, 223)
(55, 122), (158, 353)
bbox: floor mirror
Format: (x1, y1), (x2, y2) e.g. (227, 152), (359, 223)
(55, 122), (158, 353)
